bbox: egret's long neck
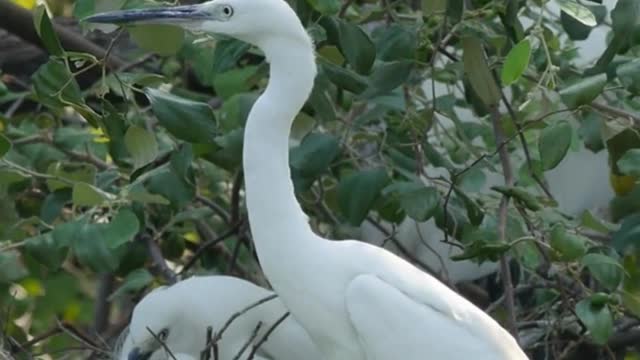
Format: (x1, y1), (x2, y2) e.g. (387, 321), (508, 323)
(243, 36), (318, 261)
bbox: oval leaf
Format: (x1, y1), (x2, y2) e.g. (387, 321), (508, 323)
(539, 121), (573, 171)
(125, 125), (159, 169)
(0, 133), (11, 158)
(557, 0), (597, 27)
(575, 299), (613, 345)
(337, 168), (389, 226)
(338, 21), (376, 75)
(501, 39), (531, 86)
(33, 5), (64, 56)
(145, 88), (218, 144)
(559, 74), (607, 108)
(617, 148), (640, 177)
(462, 37), (500, 107)
(72, 183), (114, 207)
(128, 25), (185, 56)
(582, 253), (624, 290)
(549, 223), (587, 261)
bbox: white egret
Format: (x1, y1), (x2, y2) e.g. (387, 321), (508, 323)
(87, 1), (528, 359)
(115, 276), (321, 360)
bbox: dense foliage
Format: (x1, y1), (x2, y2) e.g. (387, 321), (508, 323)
(0, 0), (639, 358)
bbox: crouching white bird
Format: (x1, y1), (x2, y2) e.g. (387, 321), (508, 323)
(115, 276), (321, 360)
(86, 1), (529, 359)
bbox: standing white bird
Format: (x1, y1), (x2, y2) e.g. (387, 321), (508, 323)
(115, 276), (321, 360)
(86, 1), (528, 359)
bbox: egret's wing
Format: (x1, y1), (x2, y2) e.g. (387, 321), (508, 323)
(345, 274), (523, 360)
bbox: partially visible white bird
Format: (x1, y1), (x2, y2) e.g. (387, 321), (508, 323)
(86, 1), (528, 359)
(115, 276), (321, 360)
(362, 143), (613, 283)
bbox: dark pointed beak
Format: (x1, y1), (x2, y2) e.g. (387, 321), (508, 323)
(128, 347), (153, 360)
(83, 5), (210, 25)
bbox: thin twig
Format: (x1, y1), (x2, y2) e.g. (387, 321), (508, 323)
(182, 222), (241, 274)
(489, 104), (519, 342)
(247, 312), (290, 360)
(143, 234), (178, 284)
(196, 195), (231, 224)
(231, 322), (263, 360)
(203, 294), (278, 353)
(146, 327), (177, 360)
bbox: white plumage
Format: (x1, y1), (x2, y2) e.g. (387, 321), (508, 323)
(115, 276), (321, 360)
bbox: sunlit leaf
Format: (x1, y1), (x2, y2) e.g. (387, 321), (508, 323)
(501, 39), (531, 86)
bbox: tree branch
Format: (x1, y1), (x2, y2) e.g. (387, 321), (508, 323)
(489, 104), (519, 342)
(0, 0), (125, 69)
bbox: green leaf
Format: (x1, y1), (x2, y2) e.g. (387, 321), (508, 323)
(171, 207), (214, 224)
(549, 224), (587, 261)
(72, 182), (114, 207)
(423, 0), (447, 16)
(539, 121), (573, 171)
(616, 59), (640, 95)
(145, 88), (217, 144)
(622, 254), (640, 317)
(575, 299), (613, 345)
(374, 24), (417, 62)
(363, 61), (414, 98)
(582, 253), (624, 290)
(125, 126), (158, 170)
(105, 209), (140, 248)
(462, 37), (500, 107)
(32, 59), (84, 109)
(617, 149), (640, 177)
(556, 0), (597, 26)
(0, 251), (28, 283)
(611, 0), (640, 35)
(338, 21), (376, 75)
(321, 61), (368, 94)
(580, 210), (617, 234)
(491, 186), (542, 211)
(33, 5), (65, 56)
(306, 0), (340, 15)
(501, 38), (531, 86)
(398, 185), (440, 222)
(24, 233), (67, 271)
(46, 162), (97, 191)
(144, 146), (196, 207)
(559, 74), (607, 108)
(128, 25), (185, 56)
(109, 268), (153, 300)
(0, 133), (11, 158)
(290, 133), (340, 178)
(212, 66), (259, 100)
(612, 214), (640, 252)
(560, 4), (606, 41)
(127, 186), (170, 205)
(337, 168), (390, 225)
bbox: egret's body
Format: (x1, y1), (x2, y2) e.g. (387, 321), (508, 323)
(87, 2), (528, 359)
(115, 276), (321, 360)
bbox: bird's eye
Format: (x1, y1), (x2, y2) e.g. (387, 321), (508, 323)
(221, 5), (233, 17)
(158, 329), (169, 341)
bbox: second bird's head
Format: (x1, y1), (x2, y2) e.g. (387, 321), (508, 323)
(84, 0), (312, 50)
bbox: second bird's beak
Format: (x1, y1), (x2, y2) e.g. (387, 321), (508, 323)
(127, 347), (153, 360)
(83, 4), (210, 25)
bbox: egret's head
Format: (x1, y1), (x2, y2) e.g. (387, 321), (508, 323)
(124, 286), (180, 360)
(84, 0), (311, 50)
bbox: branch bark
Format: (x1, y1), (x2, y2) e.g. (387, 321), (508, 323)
(0, 0), (125, 69)
(489, 104), (519, 343)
